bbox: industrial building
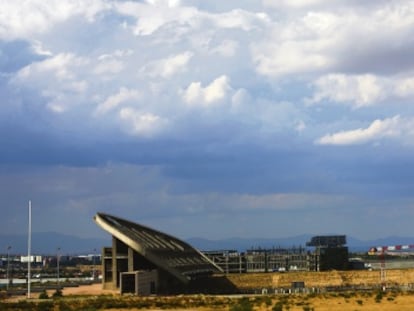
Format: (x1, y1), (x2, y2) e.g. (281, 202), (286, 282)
(306, 235), (349, 271)
(203, 247), (310, 273)
(94, 212), (349, 295)
(203, 236), (348, 274)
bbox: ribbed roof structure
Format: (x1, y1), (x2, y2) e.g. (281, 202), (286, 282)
(94, 212), (222, 283)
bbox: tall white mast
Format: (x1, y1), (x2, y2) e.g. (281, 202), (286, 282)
(27, 200), (31, 299)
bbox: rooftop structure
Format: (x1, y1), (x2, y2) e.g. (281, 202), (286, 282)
(306, 235), (346, 248)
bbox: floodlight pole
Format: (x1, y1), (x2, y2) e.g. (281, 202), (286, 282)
(27, 200), (32, 299)
(57, 247), (61, 289)
(92, 248), (96, 281)
(6, 246), (11, 291)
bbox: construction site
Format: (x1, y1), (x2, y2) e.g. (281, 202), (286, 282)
(94, 213), (414, 296)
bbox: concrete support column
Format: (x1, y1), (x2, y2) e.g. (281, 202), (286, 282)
(101, 247), (106, 284)
(112, 236), (118, 288)
(128, 247), (134, 272)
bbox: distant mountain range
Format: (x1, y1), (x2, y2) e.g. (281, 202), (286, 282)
(187, 235), (414, 253)
(1, 232), (414, 255)
(0, 232), (110, 255)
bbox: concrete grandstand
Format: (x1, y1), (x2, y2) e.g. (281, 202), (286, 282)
(94, 213), (235, 295)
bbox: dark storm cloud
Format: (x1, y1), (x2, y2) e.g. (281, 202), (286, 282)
(1, 0), (414, 240)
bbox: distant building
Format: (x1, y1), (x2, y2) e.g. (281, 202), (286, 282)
(203, 247), (310, 274)
(20, 255), (43, 264)
(306, 235), (349, 271)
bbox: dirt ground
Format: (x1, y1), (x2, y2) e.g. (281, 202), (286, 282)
(4, 283), (414, 310)
(59, 283), (117, 296)
(58, 285), (414, 311)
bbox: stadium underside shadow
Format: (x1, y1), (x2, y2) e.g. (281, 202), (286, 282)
(160, 275), (240, 295)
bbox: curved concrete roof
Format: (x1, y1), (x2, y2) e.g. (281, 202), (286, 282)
(94, 212), (222, 283)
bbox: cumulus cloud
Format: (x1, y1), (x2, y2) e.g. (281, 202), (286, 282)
(263, 0), (320, 9)
(315, 115), (412, 145)
(12, 53), (89, 113)
(94, 59), (124, 75)
(16, 53), (86, 81)
(182, 75), (231, 106)
(3, 0), (414, 240)
(119, 108), (167, 137)
(253, 2), (414, 77)
(395, 77), (414, 97)
(93, 49), (134, 76)
(0, 0), (109, 40)
(308, 73), (414, 108)
(308, 74), (385, 108)
(114, 1), (198, 36)
(209, 40), (239, 57)
(141, 51), (193, 78)
(114, 1), (268, 36)
(95, 87), (140, 115)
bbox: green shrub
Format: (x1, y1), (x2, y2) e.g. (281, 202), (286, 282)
(230, 298), (253, 311)
(273, 301), (284, 311)
(375, 291), (383, 303)
(39, 290), (49, 299)
(37, 301), (54, 311)
(52, 288), (63, 298)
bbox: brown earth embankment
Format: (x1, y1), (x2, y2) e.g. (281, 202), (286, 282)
(227, 269), (414, 290)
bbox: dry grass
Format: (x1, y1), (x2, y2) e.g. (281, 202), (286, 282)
(2, 288), (414, 310)
(2, 269), (414, 310)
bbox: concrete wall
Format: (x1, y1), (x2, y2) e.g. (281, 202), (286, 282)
(120, 270), (158, 295)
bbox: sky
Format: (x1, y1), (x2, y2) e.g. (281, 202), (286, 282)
(1, 0), (414, 242)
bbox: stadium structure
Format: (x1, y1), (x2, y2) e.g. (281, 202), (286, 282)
(94, 213), (235, 295)
(94, 212), (349, 295)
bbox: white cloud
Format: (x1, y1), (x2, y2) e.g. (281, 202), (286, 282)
(114, 2), (198, 36)
(94, 59), (124, 75)
(182, 75), (231, 106)
(211, 9), (268, 31)
(93, 49), (134, 75)
(395, 77), (414, 97)
(31, 40), (53, 56)
(115, 2), (267, 36)
(95, 87), (140, 115)
(308, 74), (385, 108)
(146, 0), (182, 8)
(210, 40), (238, 57)
(253, 2), (414, 78)
(0, 0), (109, 40)
(308, 73), (414, 108)
(141, 51), (193, 78)
(252, 12), (339, 77)
(16, 53), (87, 81)
(119, 108), (167, 137)
(11, 53), (89, 113)
(97, 49), (134, 61)
(316, 115), (407, 145)
(4, 0), (414, 144)
(263, 0), (327, 9)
